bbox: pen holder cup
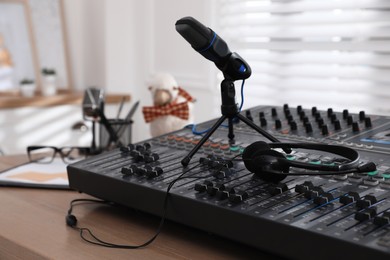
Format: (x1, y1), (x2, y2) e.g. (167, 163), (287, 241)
(99, 119), (132, 149)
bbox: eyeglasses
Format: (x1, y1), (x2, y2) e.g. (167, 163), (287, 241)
(27, 146), (91, 164)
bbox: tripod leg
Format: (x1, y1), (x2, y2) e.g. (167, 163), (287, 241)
(236, 113), (291, 153)
(181, 115), (227, 166)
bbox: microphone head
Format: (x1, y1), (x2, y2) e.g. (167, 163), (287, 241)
(175, 16), (251, 81)
(175, 16), (214, 51)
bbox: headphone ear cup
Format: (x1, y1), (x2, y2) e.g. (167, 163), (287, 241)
(242, 141), (271, 173)
(250, 150), (289, 183)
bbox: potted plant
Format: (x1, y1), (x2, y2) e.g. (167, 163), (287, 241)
(19, 78), (35, 97)
(41, 67), (57, 96)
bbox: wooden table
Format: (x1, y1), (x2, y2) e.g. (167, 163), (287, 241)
(0, 156), (279, 259)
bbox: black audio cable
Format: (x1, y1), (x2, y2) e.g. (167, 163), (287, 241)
(66, 155), (239, 249)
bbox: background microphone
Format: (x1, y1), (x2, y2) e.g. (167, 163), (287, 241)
(175, 16), (251, 81)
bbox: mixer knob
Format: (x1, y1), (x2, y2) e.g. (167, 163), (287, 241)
(356, 195), (377, 209)
(359, 111), (366, 121)
(268, 183), (288, 195)
(229, 190), (249, 203)
(295, 181), (314, 193)
(343, 109), (349, 119)
(327, 108), (333, 117)
(194, 180), (213, 192)
(290, 121), (298, 131)
(313, 192), (334, 205)
(339, 191), (360, 205)
(347, 115), (354, 125)
(275, 119), (282, 129)
(260, 117), (267, 127)
(271, 108), (278, 117)
(317, 118), (324, 128)
(284, 109), (291, 117)
(365, 117), (372, 128)
(299, 111), (306, 120)
(305, 123), (313, 133)
(355, 207), (377, 221)
(334, 120), (341, 131)
(283, 104), (289, 111)
(330, 114), (337, 123)
(297, 105), (303, 114)
(259, 111), (265, 118)
(302, 116), (309, 124)
(314, 112), (321, 120)
(373, 212), (390, 226)
(352, 122), (360, 132)
(286, 115), (294, 124)
(246, 110), (253, 121)
(311, 106), (317, 115)
(321, 125), (329, 135)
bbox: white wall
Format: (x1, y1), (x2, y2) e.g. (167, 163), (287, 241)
(64, 0), (220, 143)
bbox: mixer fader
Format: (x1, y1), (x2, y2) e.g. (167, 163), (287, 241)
(68, 105), (390, 260)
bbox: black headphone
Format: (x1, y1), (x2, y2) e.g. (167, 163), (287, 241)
(242, 141), (376, 183)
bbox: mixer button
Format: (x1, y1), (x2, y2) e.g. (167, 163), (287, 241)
(268, 183), (288, 195)
(295, 181), (314, 194)
(121, 165), (139, 176)
(355, 207), (377, 221)
(339, 191), (360, 205)
(194, 180), (213, 192)
(356, 195), (377, 209)
(207, 183), (225, 196)
(304, 186), (324, 199)
(229, 191), (249, 203)
(144, 153), (159, 163)
(313, 193), (334, 205)
(216, 190), (230, 200)
(363, 178), (379, 186)
(373, 212), (390, 226)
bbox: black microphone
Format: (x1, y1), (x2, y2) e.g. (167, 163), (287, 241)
(175, 16), (251, 81)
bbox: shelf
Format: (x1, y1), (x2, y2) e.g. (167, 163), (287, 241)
(0, 90), (131, 109)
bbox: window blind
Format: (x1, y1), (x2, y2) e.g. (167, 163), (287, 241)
(217, 0), (390, 115)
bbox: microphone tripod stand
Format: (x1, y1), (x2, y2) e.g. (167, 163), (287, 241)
(181, 79), (288, 167)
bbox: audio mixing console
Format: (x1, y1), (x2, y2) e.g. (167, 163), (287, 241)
(68, 105), (390, 260)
